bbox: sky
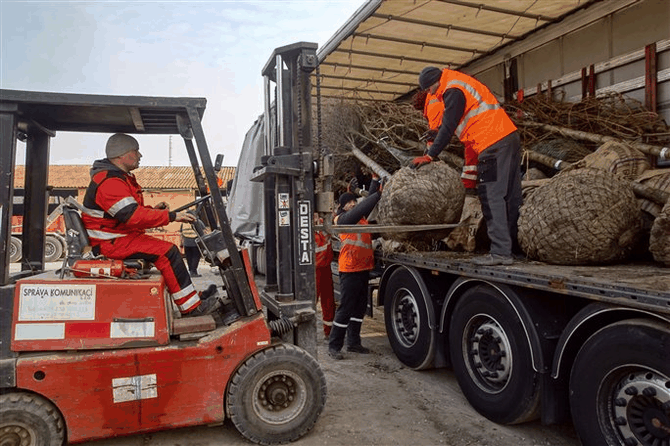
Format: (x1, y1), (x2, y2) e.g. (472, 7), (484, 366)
(1, 0), (365, 167)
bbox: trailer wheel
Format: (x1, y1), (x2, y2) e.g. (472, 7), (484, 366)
(0, 392), (65, 446)
(44, 235), (63, 262)
(226, 344), (327, 445)
(569, 320), (670, 446)
(9, 237), (22, 263)
(384, 267), (436, 370)
(449, 285), (540, 424)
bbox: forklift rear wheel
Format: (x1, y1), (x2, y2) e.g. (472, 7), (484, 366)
(9, 237), (22, 263)
(44, 235), (63, 262)
(0, 392), (65, 446)
(226, 344), (327, 445)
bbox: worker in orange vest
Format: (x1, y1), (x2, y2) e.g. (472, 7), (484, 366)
(314, 213), (335, 339)
(328, 175), (382, 360)
(413, 67), (522, 266)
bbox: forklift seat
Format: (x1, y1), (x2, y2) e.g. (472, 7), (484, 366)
(62, 204), (94, 263)
(61, 201), (150, 272)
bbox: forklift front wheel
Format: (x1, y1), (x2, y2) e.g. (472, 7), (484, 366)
(226, 344), (327, 445)
(0, 392), (65, 446)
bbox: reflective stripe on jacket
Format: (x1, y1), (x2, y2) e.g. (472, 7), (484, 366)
(337, 217), (374, 273)
(315, 230), (333, 268)
(82, 159), (170, 242)
(435, 69), (517, 155)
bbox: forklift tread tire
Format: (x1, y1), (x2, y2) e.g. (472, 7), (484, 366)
(226, 344), (327, 445)
(0, 392), (65, 446)
(9, 236), (22, 263)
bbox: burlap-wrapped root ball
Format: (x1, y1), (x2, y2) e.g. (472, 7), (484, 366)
(649, 200), (670, 266)
(376, 163), (464, 242)
(519, 168), (643, 265)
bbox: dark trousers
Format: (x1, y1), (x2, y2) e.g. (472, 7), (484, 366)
(477, 132), (523, 257)
(328, 270), (369, 352)
(184, 245), (201, 273)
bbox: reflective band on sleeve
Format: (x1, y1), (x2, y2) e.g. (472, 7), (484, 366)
(315, 244), (330, 253)
(461, 173), (478, 180)
(87, 229), (125, 240)
(107, 196), (138, 217)
(462, 165), (478, 172)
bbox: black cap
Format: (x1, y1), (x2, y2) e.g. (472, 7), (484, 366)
(418, 66), (442, 90)
(338, 192), (357, 208)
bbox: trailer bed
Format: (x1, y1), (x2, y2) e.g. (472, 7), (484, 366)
(380, 251), (670, 315)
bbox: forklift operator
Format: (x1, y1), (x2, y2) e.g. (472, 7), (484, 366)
(81, 133), (219, 317)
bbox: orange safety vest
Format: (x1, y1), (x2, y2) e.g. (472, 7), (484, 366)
(336, 217), (374, 273)
(434, 69), (517, 155)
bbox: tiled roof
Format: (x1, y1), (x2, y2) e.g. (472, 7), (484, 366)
(13, 165), (236, 190)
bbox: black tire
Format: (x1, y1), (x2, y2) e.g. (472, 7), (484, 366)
(9, 237), (22, 263)
(0, 392), (65, 446)
(384, 267), (436, 370)
(226, 344), (327, 445)
(569, 319), (670, 446)
(44, 236), (63, 262)
(449, 285), (540, 424)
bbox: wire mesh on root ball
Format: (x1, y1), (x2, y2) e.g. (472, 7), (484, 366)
(375, 162), (465, 243)
(518, 167), (643, 265)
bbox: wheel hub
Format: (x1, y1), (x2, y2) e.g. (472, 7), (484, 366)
(612, 371), (670, 446)
(253, 370), (307, 425)
(393, 291), (419, 347)
(0, 425), (33, 446)
(466, 318), (512, 392)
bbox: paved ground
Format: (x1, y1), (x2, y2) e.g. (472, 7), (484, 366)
(10, 262), (581, 445)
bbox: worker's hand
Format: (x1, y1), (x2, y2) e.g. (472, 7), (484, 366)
(154, 201), (170, 210)
(348, 177), (359, 192)
(174, 212), (196, 223)
(411, 154), (435, 169)
(420, 129), (438, 143)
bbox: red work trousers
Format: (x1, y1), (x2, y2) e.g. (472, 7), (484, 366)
(316, 264), (335, 337)
(93, 233), (201, 314)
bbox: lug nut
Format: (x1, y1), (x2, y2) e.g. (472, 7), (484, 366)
(642, 387), (657, 397)
(624, 437), (637, 446)
(625, 387), (638, 396)
(615, 416), (627, 426)
(614, 398), (627, 407)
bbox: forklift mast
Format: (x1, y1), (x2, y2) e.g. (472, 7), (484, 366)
(251, 42), (319, 354)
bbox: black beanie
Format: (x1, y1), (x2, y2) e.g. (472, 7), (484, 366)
(339, 192), (357, 208)
(419, 66), (442, 90)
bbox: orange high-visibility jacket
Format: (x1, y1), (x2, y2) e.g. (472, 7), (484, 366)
(336, 217), (374, 273)
(434, 69), (517, 155)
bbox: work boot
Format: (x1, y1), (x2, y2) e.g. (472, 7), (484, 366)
(328, 349), (344, 360)
(185, 296), (221, 317)
(347, 344), (371, 354)
(472, 254), (514, 266)
(199, 284), (218, 300)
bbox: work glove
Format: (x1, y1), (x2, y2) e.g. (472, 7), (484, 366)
(348, 177), (359, 192)
(411, 154), (436, 169)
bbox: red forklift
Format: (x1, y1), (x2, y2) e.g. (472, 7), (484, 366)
(0, 43), (325, 445)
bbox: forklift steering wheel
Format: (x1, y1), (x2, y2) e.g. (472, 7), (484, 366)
(172, 194), (211, 213)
